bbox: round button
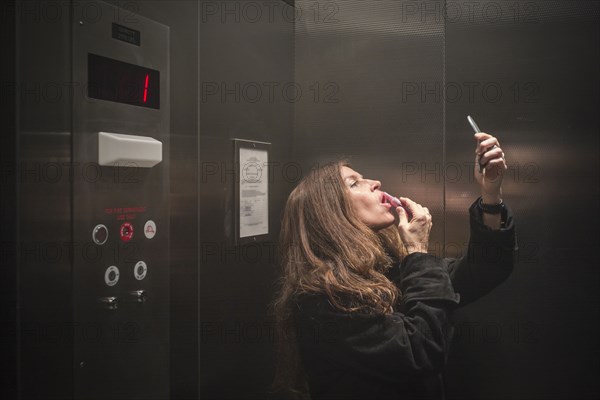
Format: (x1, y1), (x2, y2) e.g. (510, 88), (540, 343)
(92, 224), (108, 245)
(134, 261), (147, 281)
(104, 266), (120, 286)
(119, 222), (134, 242)
(144, 220), (156, 239)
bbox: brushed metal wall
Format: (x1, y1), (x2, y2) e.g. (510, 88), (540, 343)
(0, 2), (17, 397)
(294, 0), (447, 253)
(444, 2), (599, 399)
(198, 1), (294, 398)
(293, 0), (599, 399)
(16, 2), (74, 397)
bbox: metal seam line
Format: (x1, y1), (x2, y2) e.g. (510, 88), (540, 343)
(442, 0), (447, 258)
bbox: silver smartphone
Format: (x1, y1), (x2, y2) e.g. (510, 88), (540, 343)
(468, 115), (484, 172)
(467, 115), (481, 133)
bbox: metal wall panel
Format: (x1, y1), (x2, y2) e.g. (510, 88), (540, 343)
(1, 2), (18, 398)
(294, 0), (447, 254)
(17, 1), (74, 397)
(198, 1), (294, 398)
(294, 1), (600, 399)
(444, 1), (600, 399)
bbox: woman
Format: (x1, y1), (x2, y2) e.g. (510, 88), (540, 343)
(271, 132), (517, 400)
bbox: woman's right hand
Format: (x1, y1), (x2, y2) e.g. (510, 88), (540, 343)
(396, 197), (432, 254)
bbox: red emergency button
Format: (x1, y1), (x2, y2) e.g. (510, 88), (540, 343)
(119, 222), (134, 242)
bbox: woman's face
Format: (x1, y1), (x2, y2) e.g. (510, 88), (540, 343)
(340, 166), (396, 230)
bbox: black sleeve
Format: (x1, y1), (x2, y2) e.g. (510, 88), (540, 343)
(295, 253), (460, 385)
(443, 197), (518, 308)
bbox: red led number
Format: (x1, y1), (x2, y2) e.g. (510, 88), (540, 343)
(143, 74), (149, 103)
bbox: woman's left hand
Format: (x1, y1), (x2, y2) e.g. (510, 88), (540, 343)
(474, 132), (507, 201)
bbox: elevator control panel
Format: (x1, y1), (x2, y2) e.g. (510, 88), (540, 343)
(72, 1), (170, 398)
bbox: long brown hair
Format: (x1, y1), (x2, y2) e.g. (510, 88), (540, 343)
(269, 161), (407, 399)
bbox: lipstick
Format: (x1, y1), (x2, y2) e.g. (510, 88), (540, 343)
(383, 192), (402, 207)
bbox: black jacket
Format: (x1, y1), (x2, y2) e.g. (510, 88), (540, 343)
(293, 198), (518, 400)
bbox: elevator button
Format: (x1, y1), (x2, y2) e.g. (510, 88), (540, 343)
(92, 224), (108, 245)
(119, 222), (134, 242)
(134, 261), (147, 280)
(104, 266), (120, 286)
(129, 290), (147, 303)
(144, 220), (156, 239)
(98, 296), (118, 310)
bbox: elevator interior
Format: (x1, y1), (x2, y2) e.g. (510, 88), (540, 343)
(3, 0), (599, 399)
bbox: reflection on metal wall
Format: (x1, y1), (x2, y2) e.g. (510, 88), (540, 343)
(294, 0), (446, 249)
(444, 1), (599, 399)
(294, 0), (599, 399)
(199, 1), (294, 398)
